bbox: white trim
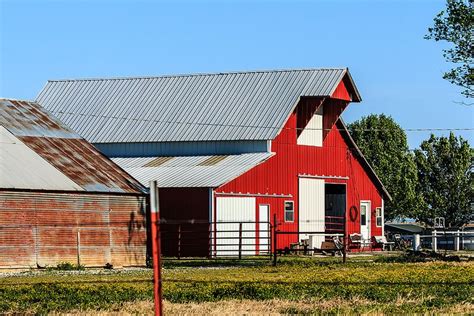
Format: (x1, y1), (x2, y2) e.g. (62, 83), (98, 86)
(299, 174), (349, 180)
(216, 192), (292, 198)
(360, 200), (371, 241)
(381, 199), (385, 235)
(375, 207), (383, 228)
(284, 200), (295, 223)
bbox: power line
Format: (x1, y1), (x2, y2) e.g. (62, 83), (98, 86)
(51, 110), (474, 133)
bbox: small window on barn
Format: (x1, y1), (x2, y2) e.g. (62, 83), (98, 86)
(360, 206), (367, 226)
(376, 207), (383, 227)
(284, 201), (294, 222)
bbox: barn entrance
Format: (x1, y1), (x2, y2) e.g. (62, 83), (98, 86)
(324, 184), (346, 235)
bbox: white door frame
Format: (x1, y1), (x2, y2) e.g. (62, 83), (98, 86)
(360, 200), (371, 243)
(258, 204), (270, 254)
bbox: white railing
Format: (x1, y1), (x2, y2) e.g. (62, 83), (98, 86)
(413, 230), (474, 252)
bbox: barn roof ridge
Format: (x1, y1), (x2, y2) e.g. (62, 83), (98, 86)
(46, 67), (349, 82)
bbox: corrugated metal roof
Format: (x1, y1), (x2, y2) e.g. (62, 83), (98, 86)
(0, 99), (145, 194)
(0, 126), (84, 191)
(36, 68), (361, 143)
(385, 223), (424, 233)
(112, 153), (273, 188)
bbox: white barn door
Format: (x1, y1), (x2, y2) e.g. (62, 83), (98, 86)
(215, 197), (256, 256)
(298, 178), (325, 248)
(360, 201), (371, 242)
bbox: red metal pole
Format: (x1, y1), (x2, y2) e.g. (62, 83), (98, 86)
(150, 180), (163, 316)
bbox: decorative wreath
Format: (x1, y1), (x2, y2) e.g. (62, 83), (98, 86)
(349, 205), (358, 222)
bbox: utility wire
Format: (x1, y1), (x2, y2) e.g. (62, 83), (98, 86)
(51, 110), (474, 133)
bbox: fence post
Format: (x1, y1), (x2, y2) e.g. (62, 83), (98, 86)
(76, 230), (81, 266)
(177, 224), (181, 260)
(208, 222), (212, 259)
(273, 214), (277, 267)
(454, 230), (460, 251)
(413, 234), (421, 252)
(150, 180), (163, 316)
(238, 222), (243, 260)
(432, 230), (437, 252)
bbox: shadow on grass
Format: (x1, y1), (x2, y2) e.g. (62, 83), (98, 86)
(162, 255), (363, 269)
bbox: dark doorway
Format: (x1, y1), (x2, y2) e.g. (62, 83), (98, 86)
(325, 184), (346, 234)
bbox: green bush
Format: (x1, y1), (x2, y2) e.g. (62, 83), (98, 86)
(48, 262), (85, 271)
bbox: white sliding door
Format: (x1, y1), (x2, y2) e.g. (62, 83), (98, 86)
(298, 178), (325, 248)
(215, 197), (256, 256)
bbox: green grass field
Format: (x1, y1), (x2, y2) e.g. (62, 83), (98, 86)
(0, 256), (472, 314)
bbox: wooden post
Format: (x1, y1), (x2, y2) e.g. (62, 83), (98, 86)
(432, 230), (437, 252)
(273, 214), (277, 267)
(76, 230), (81, 267)
(150, 180), (163, 316)
(238, 222), (243, 260)
(177, 224), (181, 260)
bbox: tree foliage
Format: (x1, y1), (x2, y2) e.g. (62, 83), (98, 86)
(348, 114), (419, 220)
(425, 0), (473, 99)
(414, 133), (473, 227)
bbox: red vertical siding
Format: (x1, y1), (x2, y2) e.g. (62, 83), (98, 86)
(331, 79), (351, 101)
(217, 97), (385, 248)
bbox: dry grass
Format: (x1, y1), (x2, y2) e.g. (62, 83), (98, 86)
(58, 299), (474, 315)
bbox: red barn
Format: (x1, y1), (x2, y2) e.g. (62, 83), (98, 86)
(38, 68), (391, 256)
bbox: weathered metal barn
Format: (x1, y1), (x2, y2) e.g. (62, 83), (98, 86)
(37, 68), (391, 256)
(0, 99), (147, 268)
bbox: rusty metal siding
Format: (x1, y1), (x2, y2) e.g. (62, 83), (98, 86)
(0, 191), (147, 268)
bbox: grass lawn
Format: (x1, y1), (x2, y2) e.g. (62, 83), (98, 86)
(0, 255), (472, 314)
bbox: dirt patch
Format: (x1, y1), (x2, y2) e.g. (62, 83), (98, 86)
(57, 299), (474, 315)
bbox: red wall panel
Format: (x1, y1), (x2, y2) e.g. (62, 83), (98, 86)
(217, 98), (385, 249)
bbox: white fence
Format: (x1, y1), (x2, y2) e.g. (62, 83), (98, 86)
(413, 230), (474, 252)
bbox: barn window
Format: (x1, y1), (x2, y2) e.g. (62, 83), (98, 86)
(297, 100), (323, 147)
(284, 201), (294, 222)
(360, 206), (367, 226)
(376, 207), (383, 227)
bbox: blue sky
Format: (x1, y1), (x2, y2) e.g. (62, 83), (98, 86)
(1, 0), (472, 148)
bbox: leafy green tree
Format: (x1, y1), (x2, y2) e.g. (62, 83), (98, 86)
(348, 114), (419, 220)
(414, 133), (473, 227)
(425, 0), (473, 99)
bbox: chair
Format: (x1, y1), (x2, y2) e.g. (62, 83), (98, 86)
(349, 233), (362, 250)
(372, 235), (395, 251)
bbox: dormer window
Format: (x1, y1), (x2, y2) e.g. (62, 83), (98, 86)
(297, 101), (323, 147)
